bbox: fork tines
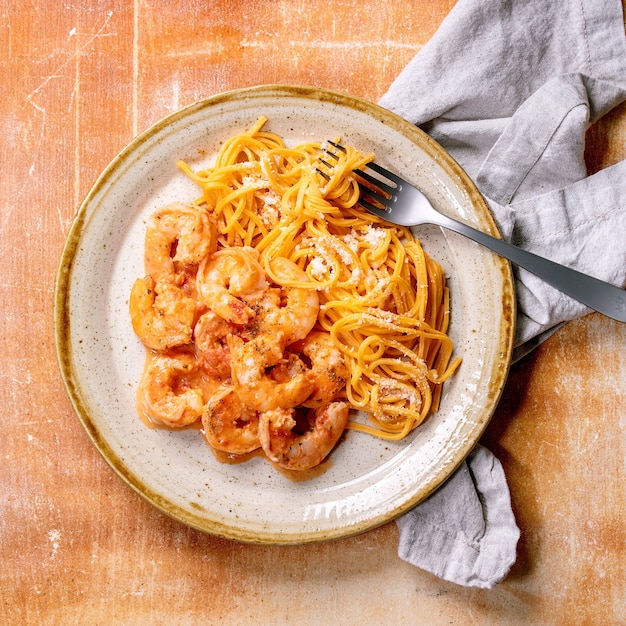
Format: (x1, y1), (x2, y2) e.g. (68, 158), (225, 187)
(355, 182), (390, 214)
(354, 167), (396, 197)
(316, 140), (345, 181)
(353, 162), (398, 215)
(318, 141), (394, 216)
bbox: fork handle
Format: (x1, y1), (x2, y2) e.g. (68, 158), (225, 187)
(434, 213), (626, 323)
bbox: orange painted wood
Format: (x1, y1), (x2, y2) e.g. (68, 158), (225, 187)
(1, 1), (625, 623)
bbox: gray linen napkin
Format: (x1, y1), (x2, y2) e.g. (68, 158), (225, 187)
(381, 0), (626, 588)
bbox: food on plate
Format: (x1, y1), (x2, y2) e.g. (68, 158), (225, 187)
(129, 117), (461, 471)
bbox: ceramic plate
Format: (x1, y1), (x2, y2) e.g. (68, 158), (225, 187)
(55, 85), (514, 544)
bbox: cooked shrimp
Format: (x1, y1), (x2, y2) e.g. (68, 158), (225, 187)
(258, 401), (350, 470)
(228, 333), (315, 412)
(296, 331), (348, 408)
(265, 351), (308, 384)
(144, 202), (217, 284)
(137, 351), (221, 429)
(194, 310), (237, 377)
(260, 256), (319, 344)
(196, 247), (268, 324)
(130, 276), (197, 351)
(202, 385), (260, 455)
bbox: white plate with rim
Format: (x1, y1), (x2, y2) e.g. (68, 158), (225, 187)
(54, 85), (514, 544)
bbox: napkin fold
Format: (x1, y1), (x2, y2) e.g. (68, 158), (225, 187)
(397, 446), (518, 589)
(381, 0), (626, 588)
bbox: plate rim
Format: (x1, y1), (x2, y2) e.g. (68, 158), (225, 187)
(54, 84), (515, 544)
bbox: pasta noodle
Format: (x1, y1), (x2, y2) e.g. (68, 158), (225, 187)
(176, 116), (461, 441)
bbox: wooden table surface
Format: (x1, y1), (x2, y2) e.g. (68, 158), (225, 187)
(2, 1), (625, 624)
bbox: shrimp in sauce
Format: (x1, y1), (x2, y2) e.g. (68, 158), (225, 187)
(258, 401), (349, 471)
(144, 202), (217, 285)
(294, 331), (348, 408)
(260, 256), (319, 344)
(228, 333), (315, 413)
(202, 385), (261, 455)
(196, 247), (268, 324)
(194, 310), (238, 377)
(129, 276), (197, 352)
(130, 203), (356, 472)
(137, 351), (222, 429)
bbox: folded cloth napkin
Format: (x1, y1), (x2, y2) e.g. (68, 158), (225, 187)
(380, 0), (626, 588)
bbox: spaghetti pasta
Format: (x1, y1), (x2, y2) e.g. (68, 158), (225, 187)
(174, 117), (461, 441)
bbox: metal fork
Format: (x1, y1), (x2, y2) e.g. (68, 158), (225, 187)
(324, 142), (626, 322)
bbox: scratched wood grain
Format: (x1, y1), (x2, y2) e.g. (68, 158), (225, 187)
(1, 1), (625, 624)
